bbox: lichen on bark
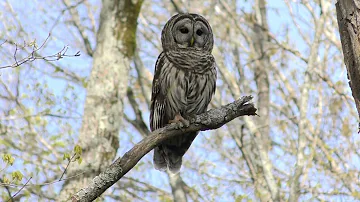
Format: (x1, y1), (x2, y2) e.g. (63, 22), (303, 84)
(114, 0), (143, 58)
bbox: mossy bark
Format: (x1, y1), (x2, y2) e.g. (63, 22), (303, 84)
(58, 0), (143, 201)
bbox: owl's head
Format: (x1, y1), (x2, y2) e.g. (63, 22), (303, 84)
(161, 13), (214, 53)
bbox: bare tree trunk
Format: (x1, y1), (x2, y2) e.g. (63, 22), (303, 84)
(58, 0), (143, 200)
(336, 0), (360, 123)
(248, 0), (279, 201)
(168, 173), (187, 202)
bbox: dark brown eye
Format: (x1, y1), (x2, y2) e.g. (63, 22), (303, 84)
(180, 27), (189, 34)
(196, 29), (203, 36)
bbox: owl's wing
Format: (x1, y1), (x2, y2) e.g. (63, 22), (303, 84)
(150, 52), (168, 132)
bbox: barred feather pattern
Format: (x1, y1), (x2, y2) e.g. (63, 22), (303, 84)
(150, 50), (216, 173)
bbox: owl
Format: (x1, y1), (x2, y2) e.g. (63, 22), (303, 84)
(150, 13), (217, 173)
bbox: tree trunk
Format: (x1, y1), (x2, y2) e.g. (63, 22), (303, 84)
(58, 0), (143, 200)
(336, 0), (360, 123)
(168, 173), (188, 202)
(248, 0), (279, 201)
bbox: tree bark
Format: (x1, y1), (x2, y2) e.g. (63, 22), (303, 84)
(71, 96), (257, 201)
(248, 0), (279, 201)
(58, 0), (143, 201)
(336, 0), (360, 123)
(168, 173), (188, 202)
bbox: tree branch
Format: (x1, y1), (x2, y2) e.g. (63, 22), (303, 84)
(71, 95), (257, 201)
(62, 0), (94, 57)
(0, 34), (80, 70)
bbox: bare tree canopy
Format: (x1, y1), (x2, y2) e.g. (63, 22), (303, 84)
(0, 0), (359, 202)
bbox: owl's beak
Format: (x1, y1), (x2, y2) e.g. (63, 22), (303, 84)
(190, 37), (195, 46)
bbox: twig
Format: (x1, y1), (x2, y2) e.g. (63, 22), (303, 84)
(170, 0), (184, 13)
(0, 34), (81, 70)
(1, 111), (81, 120)
(71, 95), (257, 201)
(59, 154), (76, 181)
(0, 178), (13, 202)
(62, 0), (93, 56)
(6, 177), (32, 202)
(0, 171), (87, 189)
(0, 40), (7, 47)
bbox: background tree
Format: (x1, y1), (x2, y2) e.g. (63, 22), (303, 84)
(0, 0), (359, 201)
(57, 0), (144, 200)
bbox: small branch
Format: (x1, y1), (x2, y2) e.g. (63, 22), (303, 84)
(71, 96), (257, 201)
(0, 34), (81, 70)
(0, 40), (7, 47)
(59, 154), (76, 181)
(62, 0), (94, 56)
(1, 111), (81, 120)
(170, 0), (184, 13)
(0, 178), (13, 202)
(0, 171), (87, 188)
(6, 177), (32, 202)
(126, 87), (150, 136)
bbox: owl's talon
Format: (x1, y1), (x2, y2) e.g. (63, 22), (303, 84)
(171, 122), (182, 129)
(182, 119), (190, 127)
(169, 114), (189, 129)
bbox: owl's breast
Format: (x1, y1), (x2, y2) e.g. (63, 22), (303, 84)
(162, 61), (216, 119)
(185, 71), (214, 115)
(162, 65), (188, 117)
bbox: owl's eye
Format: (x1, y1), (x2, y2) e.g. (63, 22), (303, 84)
(180, 27), (189, 34)
(196, 29), (203, 36)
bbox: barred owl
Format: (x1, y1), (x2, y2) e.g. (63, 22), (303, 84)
(150, 13), (217, 173)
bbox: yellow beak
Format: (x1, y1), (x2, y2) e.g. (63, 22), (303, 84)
(190, 37), (195, 46)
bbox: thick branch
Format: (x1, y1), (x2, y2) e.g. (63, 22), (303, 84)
(71, 96), (257, 201)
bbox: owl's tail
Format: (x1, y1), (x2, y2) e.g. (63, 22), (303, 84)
(153, 132), (198, 173)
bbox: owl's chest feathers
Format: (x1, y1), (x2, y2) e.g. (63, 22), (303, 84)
(163, 61), (215, 116)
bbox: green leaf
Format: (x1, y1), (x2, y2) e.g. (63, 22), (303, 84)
(342, 118), (351, 137)
(63, 153), (71, 161)
(81, 78), (88, 88)
(21, 93), (29, 99)
(74, 145), (82, 156)
(2, 153), (15, 165)
(9, 109), (16, 116)
(11, 171), (23, 181)
(52, 141), (66, 148)
(77, 157), (82, 165)
(3, 176), (10, 184)
(54, 67), (63, 73)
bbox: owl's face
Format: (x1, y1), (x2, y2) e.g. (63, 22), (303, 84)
(161, 13), (214, 52)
